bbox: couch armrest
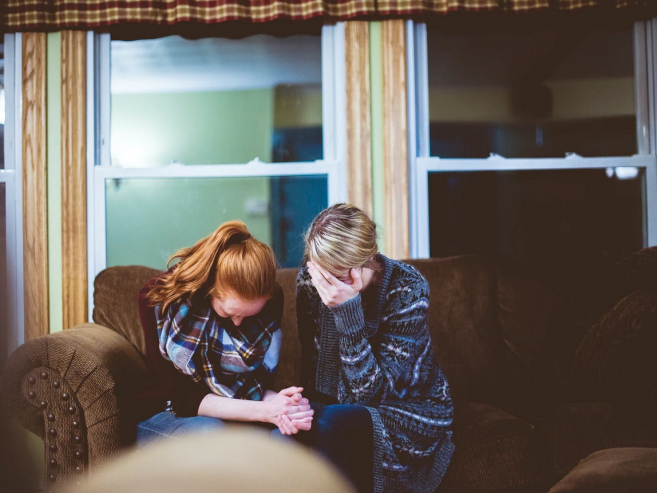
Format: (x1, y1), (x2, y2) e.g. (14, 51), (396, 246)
(1, 324), (149, 490)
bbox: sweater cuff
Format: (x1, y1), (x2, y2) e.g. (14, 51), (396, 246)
(329, 295), (365, 335)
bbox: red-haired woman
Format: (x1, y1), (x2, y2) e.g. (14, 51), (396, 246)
(136, 221), (312, 442)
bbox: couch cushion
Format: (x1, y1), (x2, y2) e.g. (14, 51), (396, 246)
(532, 402), (622, 482)
(437, 401), (542, 493)
(496, 265), (562, 400)
(548, 447), (657, 493)
(93, 265), (162, 355)
(575, 289), (657, 400)
(406, 256), (500, 401)
(274, 267), (302, 390)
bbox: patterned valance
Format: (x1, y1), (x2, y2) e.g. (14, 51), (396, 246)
(2, 0), (656, 32)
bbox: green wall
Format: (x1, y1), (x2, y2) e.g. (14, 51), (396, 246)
(108, 89), (276, 269)
(111, 89), (274, 166)
(48, 32), (63, 333)
(106, 177), (271, 269)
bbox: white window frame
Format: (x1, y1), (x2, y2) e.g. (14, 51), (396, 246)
(408, 21), (657, 259)
(87, 25), (348, 315)
(2, 33), (25, 355)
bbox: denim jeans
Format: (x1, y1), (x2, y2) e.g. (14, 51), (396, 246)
(296, 404), (374, 493)
(136, 411), (225, 445)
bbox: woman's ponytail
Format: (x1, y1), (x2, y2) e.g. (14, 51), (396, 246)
(147, 221), (275, 313)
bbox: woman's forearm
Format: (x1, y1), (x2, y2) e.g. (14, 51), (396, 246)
(198, 393), (272, 423)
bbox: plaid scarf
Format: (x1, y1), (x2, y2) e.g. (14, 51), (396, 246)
(155, 297), (281, 401)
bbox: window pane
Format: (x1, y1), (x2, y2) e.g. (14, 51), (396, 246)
(428, 168), (644, 270)
(106, 175), (328, 269)
(1, 41), (5, 169)
(111, 35), (322, 167)
(427, 27), (636, 158)
(0, 183), (7, 367)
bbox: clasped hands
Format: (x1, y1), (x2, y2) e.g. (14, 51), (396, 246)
(264, 386), (314, 435)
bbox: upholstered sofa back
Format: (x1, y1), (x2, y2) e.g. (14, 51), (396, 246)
(92, 255), (559, 402)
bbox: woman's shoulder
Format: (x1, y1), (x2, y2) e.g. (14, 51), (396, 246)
(139, 266), (174, 295)
(295, 266), (322, 306)
(384, 257), (429, 295)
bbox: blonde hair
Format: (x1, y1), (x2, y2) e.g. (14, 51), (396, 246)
(147, 221), (276, 313)
(303, 203), (378, 274)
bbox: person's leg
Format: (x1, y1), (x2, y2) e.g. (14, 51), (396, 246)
(301, 404), (374, 493)
(136, 411), (224, 445)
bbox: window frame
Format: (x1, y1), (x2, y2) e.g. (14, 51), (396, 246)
(1, 33), (25, 355)
(87, 26), (348, 313)
(408, 21), (657, 259)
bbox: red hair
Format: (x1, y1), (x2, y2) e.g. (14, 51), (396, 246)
(147, 221), (276, 313)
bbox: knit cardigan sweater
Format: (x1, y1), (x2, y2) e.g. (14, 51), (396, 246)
(296, 255), (455, 493)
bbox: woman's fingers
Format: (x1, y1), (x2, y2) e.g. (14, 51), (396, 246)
(291, 417), (313, 431)
(279, 386), (303, 397)
(278, 415), (294, 435)
(284, 404), (311, 415)
(308, 263), (332, 289)
(311, 275), (334, 304)
(276, 419), (289, 435)
(318, 267), (343, 288)
(280, 415), (300, 435)
(286, 409), (314, 420)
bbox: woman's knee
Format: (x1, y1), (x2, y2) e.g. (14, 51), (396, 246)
(315, 405), (371, 436)
(137, 412), (224, 445)
(174, 415), (225, 435)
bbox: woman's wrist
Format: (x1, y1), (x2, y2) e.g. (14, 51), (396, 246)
(329, 295), (365, 334)
(260, 400), (276, 424)
(262, 389), (277, 402)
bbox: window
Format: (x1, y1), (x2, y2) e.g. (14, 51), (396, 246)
(411, 22), (657, 273)
(0, 180), (7, 363)
(1, 34), (23, 364)
(426, 28), (637, 159)
(89, 27), (346, 299)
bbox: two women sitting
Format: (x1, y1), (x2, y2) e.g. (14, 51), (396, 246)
(136, 204), (454, 493)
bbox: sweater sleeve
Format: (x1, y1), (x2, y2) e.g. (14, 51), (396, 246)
(137, 278), (210, 417)
(330, 274), (432, 406)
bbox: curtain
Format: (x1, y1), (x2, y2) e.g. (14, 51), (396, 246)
(2, 0), (656, 32)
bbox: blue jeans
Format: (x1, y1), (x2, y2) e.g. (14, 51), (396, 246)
(296, 404), (373, 493)
(137, 411), (225, 445)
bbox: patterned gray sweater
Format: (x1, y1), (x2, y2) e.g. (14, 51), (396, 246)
(296, 254), (454, 493)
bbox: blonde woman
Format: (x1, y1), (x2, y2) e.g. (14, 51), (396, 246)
(136, 221), (312, 442)
(295, 204), (454, 493)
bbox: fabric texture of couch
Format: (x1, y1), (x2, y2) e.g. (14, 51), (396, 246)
(3, 251), (657, 492)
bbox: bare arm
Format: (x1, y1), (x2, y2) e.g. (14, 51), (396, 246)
(197, 386), (314, 434)
(198, 393), (273, 423)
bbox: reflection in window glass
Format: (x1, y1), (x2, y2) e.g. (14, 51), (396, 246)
(110, 35), (322, 167)
(106, 175), (328, 269)
(428, 168), (644, 270)
(427, 27), (636, 158)
(0, 184), (7, 367)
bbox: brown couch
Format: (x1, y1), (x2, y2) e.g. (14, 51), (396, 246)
(3, 253), (656, 492)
